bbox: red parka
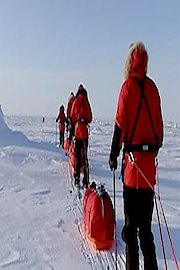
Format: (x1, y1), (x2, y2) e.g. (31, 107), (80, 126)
(66, 95), (74, 119)
(115, 43), (163, 189)
(56, 111), (66, 132)
(70, 91), (92, 140)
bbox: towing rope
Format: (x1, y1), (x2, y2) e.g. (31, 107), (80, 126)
(129, 152), (179, 270)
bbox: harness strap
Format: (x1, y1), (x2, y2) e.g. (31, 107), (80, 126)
(128, 80), (145, 144)
(121, 77), (158, 182)
(76, 96), (88, 124)
(143, 93), (158, 143)
(126, 77), (158, 149)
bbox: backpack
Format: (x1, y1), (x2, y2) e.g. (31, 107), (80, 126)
(68, 139), (84, 173)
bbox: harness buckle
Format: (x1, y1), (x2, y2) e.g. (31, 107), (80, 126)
(79, 118), (85, 123)
(142, 144), (149, 151)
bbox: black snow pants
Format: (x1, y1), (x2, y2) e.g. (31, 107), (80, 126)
(122, 186), (158, 270)
(74, 139), (89, 188)
(59, 131), (64, 147)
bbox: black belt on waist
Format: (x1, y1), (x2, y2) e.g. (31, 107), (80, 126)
(124, 144), (159, 153)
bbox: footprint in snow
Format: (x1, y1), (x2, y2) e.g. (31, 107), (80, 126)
(31, 189), (51, 196)
(57, 219), (65, 228)
(57, 219), (68, 234)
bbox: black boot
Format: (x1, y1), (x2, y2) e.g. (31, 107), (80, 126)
(82, 177), (88, 189)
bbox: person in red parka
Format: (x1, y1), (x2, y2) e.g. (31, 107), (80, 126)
(56, 105), (66, 148)
(70, 84), (92, 188)
(109, 42), (163, 270)
(66, 92), (75, 141)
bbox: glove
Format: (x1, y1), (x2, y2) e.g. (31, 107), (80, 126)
(109, 154), (117, 171)
(109, 123), (121, 171)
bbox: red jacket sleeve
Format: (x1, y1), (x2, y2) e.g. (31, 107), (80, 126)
(70, 100), (76, 125)
(115, 82), (128, 146)
(85, 98), (92, 124)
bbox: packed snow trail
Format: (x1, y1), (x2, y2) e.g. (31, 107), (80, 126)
(64, 159), (127, 270)
(64, 145), (148, 270)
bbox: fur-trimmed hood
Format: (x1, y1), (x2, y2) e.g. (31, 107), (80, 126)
(124, 42), (148, 81)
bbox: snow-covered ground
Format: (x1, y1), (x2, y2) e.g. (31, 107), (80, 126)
(0, 106), (179, 269)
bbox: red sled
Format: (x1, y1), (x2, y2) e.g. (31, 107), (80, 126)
(83, 184), (114, 250)
(68, 139), (84, 173)
(64, 138), (70, 153)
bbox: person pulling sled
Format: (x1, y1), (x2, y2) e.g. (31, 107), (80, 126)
(109, 42), (163, 270)
(56, 104), (66, 148)
(66, 92), (75, 142)
(70, 84), (92, 188)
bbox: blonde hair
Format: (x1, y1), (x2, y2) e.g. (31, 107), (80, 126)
(124, 42), (148, 80)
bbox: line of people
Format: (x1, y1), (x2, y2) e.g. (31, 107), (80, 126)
(56, 84), (92, 189)
(56, 41), (164, 270)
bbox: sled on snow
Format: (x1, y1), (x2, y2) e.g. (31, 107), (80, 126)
(82, 183), (114, 250)
(64, 137), (70, 153)
(65, 138), (84, 174)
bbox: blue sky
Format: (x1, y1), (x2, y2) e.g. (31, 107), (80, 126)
(0, 0), (179, 122)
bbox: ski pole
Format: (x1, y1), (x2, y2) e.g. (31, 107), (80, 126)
(155, 164), (168, 270)
(130, 152), (179, 270)
(154, 195), (168, 270)
(113, 169), (118, 270)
